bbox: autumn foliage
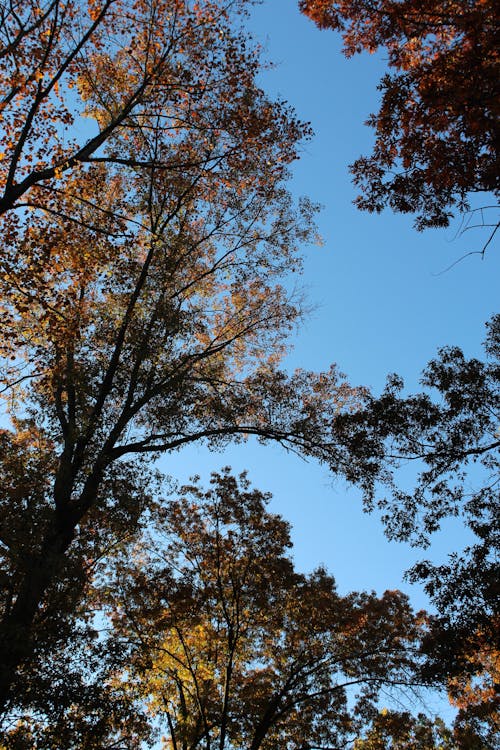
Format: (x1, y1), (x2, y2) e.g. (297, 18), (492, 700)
(0, 1), (497, 744)
(84, 471), (423, 749)
(0, 0), (380, 718)
(300, 0), (500, 229)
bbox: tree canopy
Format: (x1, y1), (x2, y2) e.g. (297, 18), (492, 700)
(0, 0), (385, 714)
(3, 470), (424, 749)
(347, 316), (500, 747)
(0, 1), (497, 745)
(300, 0), (500, 234)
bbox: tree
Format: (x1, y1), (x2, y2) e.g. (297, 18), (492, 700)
(0, 426), (155, 748)
(300, 0), (500, 236)
(0, 0), (386, 716)
(0, 623), (151, 750)
(0, 0), (270, 217)
(89, 469), (424, 750)
(353, 711), (456, 750)
(342, 315), (499, 746)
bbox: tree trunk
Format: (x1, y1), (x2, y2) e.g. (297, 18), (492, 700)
(0, 520), (75, 712)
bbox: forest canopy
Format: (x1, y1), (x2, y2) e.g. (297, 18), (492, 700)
(300, 0), (500, 236)
(0, 0), (498, 747)
(0, 0), (381, 717)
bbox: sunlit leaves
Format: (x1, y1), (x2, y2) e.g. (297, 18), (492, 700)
(97, 470), (423, 749)
(0, 0), (372, 719)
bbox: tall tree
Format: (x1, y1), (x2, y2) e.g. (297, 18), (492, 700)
(90, 470), (423, 750)
(343, 315), (500, 747)
(300, 0), (499, 238)
(0, 0), (384, 715)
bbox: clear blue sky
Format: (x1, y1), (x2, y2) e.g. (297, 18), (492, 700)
(161, 0), (499, 612)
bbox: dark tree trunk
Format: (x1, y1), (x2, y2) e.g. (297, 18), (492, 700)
(0, 516), (76, 712)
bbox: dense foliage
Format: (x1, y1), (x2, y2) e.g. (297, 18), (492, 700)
(300, 1), (500, 232)
(0, 0), (381, 715)
(2, 471), (426, 748)
(0, 0), (497, 745)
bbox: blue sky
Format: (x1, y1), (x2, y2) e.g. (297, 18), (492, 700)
(162, 0), (499, 610)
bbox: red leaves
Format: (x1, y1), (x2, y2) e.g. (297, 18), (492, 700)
(301, 0), (500, 230)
